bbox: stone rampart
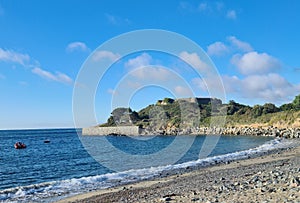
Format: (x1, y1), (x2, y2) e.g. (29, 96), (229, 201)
(82, 126), (141, 136)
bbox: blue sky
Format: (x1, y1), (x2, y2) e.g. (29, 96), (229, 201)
(0, 0), (300, 129)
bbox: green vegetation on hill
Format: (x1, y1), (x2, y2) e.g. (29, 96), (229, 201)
(225, 110), (300, 127)
(99, 94), (300, 129)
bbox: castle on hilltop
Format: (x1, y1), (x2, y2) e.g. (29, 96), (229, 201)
(156, 97), (222, 106)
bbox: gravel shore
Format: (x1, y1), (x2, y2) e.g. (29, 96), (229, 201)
(56, 140), (300, 203)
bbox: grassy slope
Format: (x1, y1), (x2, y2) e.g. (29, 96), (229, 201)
(224, 110), (300, 128)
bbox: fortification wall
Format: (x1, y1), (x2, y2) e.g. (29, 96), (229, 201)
(82, 126), (141, 136)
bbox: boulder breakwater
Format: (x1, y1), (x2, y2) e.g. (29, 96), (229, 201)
(190, 126), (300, 139)
(82, 126), (300, 139)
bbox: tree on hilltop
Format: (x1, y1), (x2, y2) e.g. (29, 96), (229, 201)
(262, 103), (279, 114)
(292, 94), (300, 110)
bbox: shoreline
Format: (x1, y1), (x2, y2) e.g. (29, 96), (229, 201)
(82, 126), (300, 139)
(56, 138), (300, 203)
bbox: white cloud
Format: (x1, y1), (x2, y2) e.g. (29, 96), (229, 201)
(0, 48), (30, 65)
(92, 50), (120, 62)
(178, 2), (195, 12)
(179, 2), (239, 20)
(227, 36), (253, 52)
(223, 73), (300, 103)
(105, 13), (131, 26)
(126, 81), (142, 89)
(66, 42), (89, 52)
(107, 88), (118, 95)
(226, 10), (237, 19)
(179, 1), (212, 13)
(32, 67), (73, 84)
(192, 78), (206, 91)
(19, 81), (28, 86)
(125, 53), (152, 70)
(192, 77), (225, 94)
(221, 75), (241, 93)
(174, 85), (193, 97)
(207, 36), (252, 56)
(179, 51), (210, 72)
(125, 53), (174, 81)
(207, 42), (229, 56)
(129, 66), (172, 81)
(198, 3), (208, 11)
(231, 51), (281, 75)
(56, 72), (73, 84)
(194, 73), (300, 104)
(106, 14), (117, 24)
(0, 47), (73, 85)
(32, 67), (57, 81)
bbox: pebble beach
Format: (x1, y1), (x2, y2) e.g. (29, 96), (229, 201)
(56, 139), (300, 203)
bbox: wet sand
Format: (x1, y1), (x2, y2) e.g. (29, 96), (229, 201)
(56, 140), (300, 203)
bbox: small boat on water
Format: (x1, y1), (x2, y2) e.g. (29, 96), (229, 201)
(14, 142), (26, 149)
(44, 140), (50, 143)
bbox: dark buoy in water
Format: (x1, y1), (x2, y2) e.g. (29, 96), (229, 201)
(14, 142), (26, 149)
(44, 140), (50, 143)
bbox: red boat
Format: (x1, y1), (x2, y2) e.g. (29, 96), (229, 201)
(14, 142), (26, 149)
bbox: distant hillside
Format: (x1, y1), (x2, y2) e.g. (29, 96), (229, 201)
(224, 110), (300, 128)
(100, 94), (300, 130)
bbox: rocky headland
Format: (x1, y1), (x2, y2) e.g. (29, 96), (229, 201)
(94, 95), (300, 139)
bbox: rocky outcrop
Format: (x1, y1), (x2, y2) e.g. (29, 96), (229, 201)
(194, 126), (300, 138)
(141, 126), (300, 139)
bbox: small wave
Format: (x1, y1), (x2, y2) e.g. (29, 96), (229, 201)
(0, 138), (294, 203)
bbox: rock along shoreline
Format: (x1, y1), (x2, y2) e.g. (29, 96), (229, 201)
(55, 140), (300, 203)
(83, 126), (300, 139)
(166, 126), (300, 139)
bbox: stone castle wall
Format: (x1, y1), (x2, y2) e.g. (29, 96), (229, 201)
(82, 126), (141, 136)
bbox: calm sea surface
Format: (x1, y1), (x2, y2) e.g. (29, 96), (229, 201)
(0, 128), (276, 202)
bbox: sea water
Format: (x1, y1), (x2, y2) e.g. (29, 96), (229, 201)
(0, 129), (293, 202)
